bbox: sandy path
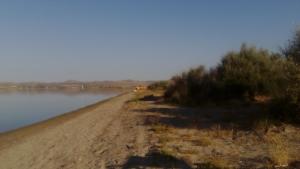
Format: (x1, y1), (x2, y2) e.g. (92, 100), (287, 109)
(0, 93), (148, 169)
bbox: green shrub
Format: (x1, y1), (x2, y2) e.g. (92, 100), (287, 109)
(164, 66), (210, 105)
(165, 44), (293, 104)
(164, 42), (300, 123)
(164, 74), (189, 104)
(282, 29), (300, 64)
(217, 44), (289, 101)
(269, 60), (300, 122)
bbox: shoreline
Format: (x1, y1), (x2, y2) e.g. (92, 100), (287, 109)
(0, 92), (128, 150)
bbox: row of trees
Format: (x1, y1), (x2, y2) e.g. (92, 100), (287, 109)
(164, 29), (300, 122)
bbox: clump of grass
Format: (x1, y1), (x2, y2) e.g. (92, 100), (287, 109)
(192, 135), (212, 147)
(266, 134), (289, 167)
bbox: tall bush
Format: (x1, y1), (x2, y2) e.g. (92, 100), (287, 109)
(165, 44), (298, 105)
(165, 66), (207, 104)
(282, 29), (300, 64)
(270, 60), (300, 121)
(217, 44), (288, 100)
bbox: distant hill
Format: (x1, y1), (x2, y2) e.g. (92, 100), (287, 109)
(0, 80), (153, 91)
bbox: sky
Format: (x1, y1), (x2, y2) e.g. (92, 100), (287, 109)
(0, 0), (300, 82)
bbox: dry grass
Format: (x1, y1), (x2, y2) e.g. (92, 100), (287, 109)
(253, 119), (273, 134)
(208, 125), (234, 139)
(205, 156), (230, 169)
(266, 134), (289, 167)
(153, 124), (173, 151)
(158, 135), (172, 145)
(100, 160), (106, 169)
(181, 134), (193, 141)
(177, 148), (198, 155)
(160, 147), (177, 157)
(152, 124), (172, 134)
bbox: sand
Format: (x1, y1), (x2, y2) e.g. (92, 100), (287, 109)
(0, 93), (149, 169)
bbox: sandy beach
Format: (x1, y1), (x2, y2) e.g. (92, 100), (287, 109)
(0, 93), (149, 169)
(1, 90), (300, 169)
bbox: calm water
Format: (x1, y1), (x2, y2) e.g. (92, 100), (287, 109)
(0, 90), (119, 133)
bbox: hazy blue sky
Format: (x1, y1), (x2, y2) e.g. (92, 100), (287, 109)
(0, 0), (299, 82)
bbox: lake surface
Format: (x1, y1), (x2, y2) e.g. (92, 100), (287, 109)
(0, 90), (119, 133)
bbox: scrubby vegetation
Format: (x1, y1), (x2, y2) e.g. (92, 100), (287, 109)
(282, 29), (300, 64)
(165, 30), (300, 123)
(165, 44), (296, 103)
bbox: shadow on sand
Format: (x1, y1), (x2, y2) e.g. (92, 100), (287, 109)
(136, 95), (267, 129)
(134, 104), (267, 132)
(135, 95), (300, 132)
(121, 150), (227, 169)
(122, 151), (192, 169)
